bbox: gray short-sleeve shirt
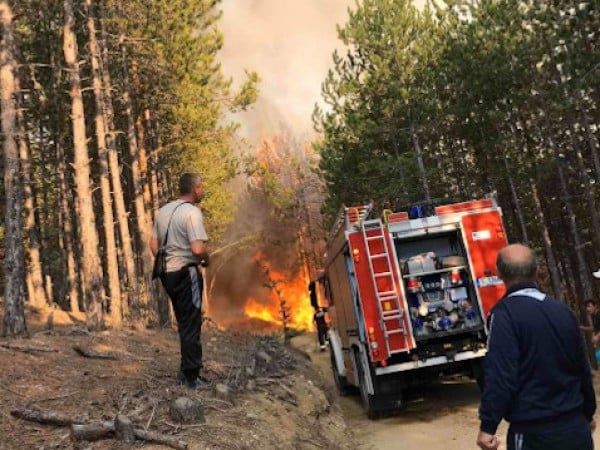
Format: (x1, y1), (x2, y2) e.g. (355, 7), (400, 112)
(152, 200), (209, 272)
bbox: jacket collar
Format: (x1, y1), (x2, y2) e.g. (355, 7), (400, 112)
(504, 281), (539, 298)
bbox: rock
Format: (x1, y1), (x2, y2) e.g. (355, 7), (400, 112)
(169, 397), (205, 424)
(256, 350), (272, 366)
(115, 415), (135, 443)
(246, 413), (259, 421)
(246, 379), (256, 391)
(213, 383), (232, 402)
(245, 365), (255, 377)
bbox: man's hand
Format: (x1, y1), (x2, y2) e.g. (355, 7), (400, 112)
(477, 431), (499, 450)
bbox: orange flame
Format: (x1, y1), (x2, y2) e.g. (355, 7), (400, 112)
(244, 253), (315, 331)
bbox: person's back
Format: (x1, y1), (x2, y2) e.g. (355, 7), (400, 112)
(153, 200), (207, 272)
(477, 244), (596, 450)
(484, 290), (594, 428)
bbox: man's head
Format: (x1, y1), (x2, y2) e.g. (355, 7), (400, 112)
(496, 244), (537, 288)
(179, 173), (204, 203)
(586, 300), (598, 316)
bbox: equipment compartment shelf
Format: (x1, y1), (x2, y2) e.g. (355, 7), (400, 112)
(402, 266), (467, 279)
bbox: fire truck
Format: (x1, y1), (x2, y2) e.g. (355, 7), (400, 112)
(320, 198), (508, 418)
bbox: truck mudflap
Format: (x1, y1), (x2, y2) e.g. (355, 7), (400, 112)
(374, 348), (487, 375)
(460, 210), (508, 321)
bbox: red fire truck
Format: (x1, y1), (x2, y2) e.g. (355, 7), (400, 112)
(320, 198), (508, 418)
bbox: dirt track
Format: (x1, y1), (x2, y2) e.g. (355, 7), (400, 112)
(293, 333), (600, 450)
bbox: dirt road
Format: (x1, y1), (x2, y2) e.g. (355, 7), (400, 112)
(293, 333), (600, 450)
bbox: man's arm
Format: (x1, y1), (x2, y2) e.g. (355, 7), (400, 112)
(149, 221), (159, 256)
(191, 240), (210, 266)
(187, 209), (210, 266)
(478, 306), (519, 447)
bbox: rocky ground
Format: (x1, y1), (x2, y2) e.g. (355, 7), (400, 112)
(0, 307), (351, 450)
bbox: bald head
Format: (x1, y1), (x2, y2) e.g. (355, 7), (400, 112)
(497, 244), (537, 285)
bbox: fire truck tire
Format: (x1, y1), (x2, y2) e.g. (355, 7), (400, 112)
(353, 347), (380, 420)
(329, 348), (350, 396)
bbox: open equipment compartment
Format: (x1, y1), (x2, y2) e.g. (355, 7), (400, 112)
(394, 228), (484, 341)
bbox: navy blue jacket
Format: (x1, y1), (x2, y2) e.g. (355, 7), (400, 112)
(479, 282), (596, 434)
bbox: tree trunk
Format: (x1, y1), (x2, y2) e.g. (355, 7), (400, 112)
(553, 144), (593, 301)
(15, 81), (47, 308)
(63, 0), (105, 329)
(530, 180), (562, 298)
(98, 11), (137, 315)
(1, 2), (27, 336)
(409, 119), (431, 202)
(119, 35), (153, 313)
(86, 0), (122, 327)
(58, 143), (80, 313)
(145, 109), (160, 216)
(503, 155), (529, 244)
(576, 93), (600, 183)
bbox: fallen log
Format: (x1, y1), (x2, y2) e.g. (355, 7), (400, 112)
(134, 428), (188, 450)
(72, 345), (119, 360)
(71, 421), (115, 441)
(12, 407), (188, 450)
(0, 343), (58, 354)
(11, 408), (86, 426)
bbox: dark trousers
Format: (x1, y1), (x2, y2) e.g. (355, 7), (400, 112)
(316, 317), (327, 346)
(507, 426), (593, 450)
(161, 266), (203, 382)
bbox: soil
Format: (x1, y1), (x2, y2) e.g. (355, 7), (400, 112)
(0, 306), (350, 450)
(292, 333), (600, 450)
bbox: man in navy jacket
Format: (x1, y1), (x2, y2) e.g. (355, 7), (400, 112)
(477, 244), (596, 450)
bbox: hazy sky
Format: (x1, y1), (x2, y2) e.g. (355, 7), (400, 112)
(220, 0), (426, 140)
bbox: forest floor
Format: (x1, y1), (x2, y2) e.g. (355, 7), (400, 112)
(0, 306), (351, 450)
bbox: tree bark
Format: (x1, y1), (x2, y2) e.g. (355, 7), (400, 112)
(119, 35), (153, 313)
(553, 143), (593, 301)
(63, 0), (105, 329)
(131, 60), (152, 215)
(15, 77), (47, 308)
(85, 0), (122, 327)
(503, 155), (529, 245)
(98, 9), (137, 314)
(530, 180), (562, 299)
(145, 109), (160, 216)
(1, 2), (27, 336)
(409, 119), (431, 202)
(58, 142), (80, 313)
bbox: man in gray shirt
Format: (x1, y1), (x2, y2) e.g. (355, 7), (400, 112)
(150, 173), (210, 389)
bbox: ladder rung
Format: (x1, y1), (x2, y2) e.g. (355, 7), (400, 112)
(370, 253), (388, 258)
(377, 290), (396, 297)
(385, 329), (405, 335)
(382, 309), (401, 315)
(366, 235), (384, 241)
(383, 314), (403, 320)
(374, 272), (392, 278)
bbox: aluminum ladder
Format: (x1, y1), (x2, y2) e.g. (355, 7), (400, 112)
(362, 219), (408, 354)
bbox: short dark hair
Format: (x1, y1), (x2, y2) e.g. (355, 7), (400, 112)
(496, 248), (537, 282)
(179, 173), (202, 195)
(585, 300), (597, 308)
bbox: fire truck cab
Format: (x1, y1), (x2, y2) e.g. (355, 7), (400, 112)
(321, 198), (508, 418)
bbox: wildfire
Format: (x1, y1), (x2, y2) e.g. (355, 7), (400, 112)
(244, 253), (315, 331)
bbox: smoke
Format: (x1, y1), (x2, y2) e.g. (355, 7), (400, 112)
(219, 0), (354, 138)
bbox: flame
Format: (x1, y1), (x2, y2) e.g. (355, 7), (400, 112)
(244, 253), (315, 331)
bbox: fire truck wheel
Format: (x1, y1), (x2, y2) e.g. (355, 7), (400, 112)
(354, 347), (380, 420)
(329, 348), (350, 396)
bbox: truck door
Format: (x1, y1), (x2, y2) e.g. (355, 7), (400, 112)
(461, 210), (508, 320)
